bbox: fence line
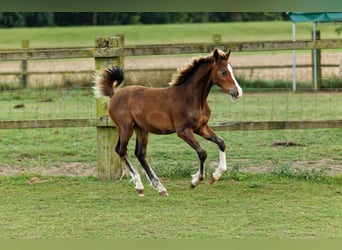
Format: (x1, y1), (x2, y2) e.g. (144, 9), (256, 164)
(1, 39), (342, 61)
(1, 118), (342, 131)
(0, 64), (340, 76)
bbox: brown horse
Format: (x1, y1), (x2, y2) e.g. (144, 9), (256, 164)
(94, 49), (242, 196)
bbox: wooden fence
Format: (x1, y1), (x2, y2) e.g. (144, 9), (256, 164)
(1, 36), (342, 180)
(1, 38), (342, 86)
(3, 39), (342, 61)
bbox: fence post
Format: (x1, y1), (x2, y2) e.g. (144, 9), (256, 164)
(212, 34), (222, 43)
(21, 40), (29, 88)
(312, 29), (322, 91)
(95, 36), (123, 180)
(115, 34), (125, 66)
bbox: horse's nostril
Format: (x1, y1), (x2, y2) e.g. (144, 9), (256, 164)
(229, 89), (239, 99)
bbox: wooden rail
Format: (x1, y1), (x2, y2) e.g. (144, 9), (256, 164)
(0, 64), (339, 77)
(1, 39), (341, 61)
(0, 118), (98, 129)
(0, 47), (121, 61)
(1, 118), (341, 131)
(122, 39), (342, 55)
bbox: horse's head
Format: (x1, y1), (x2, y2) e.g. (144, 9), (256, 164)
(211, 49), (243, 100)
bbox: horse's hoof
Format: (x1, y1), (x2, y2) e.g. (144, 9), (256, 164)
(209, 175), (217, 185)
(136, 189), (145, 197)
(159, 190), (169, 197)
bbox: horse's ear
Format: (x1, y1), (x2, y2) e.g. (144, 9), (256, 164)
(226, 49), (231, 59)
(213, 49), (219, 61)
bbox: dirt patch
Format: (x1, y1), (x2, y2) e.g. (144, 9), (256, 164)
(0, 162), (97, 177)
(209, 158), (342, 176)
(272, 141), (306, 147)
(1, 158), (341, 177)
(292, 159), (342, 176)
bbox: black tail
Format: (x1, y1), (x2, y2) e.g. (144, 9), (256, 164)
(93, 66), (124, 97)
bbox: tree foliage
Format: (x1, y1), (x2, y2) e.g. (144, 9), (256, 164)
(0, 12), (288, 28)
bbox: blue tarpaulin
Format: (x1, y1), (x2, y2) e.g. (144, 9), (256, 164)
(288, 12), (342, 23)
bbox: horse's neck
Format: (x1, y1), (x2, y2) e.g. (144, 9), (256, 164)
(184, 64), (213, 106)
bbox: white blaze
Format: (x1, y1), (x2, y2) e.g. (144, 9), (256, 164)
(227, 63), (243, 97)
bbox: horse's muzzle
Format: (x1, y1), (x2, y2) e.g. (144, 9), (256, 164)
(230, 88), (240, 100)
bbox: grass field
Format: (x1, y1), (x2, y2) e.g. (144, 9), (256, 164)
(0, 174), (341, 239)
(0, 21), (341, 48)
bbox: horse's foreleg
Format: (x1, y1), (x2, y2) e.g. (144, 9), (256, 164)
(195, 125), (227, 185)
(135, 129), (168, 196)
(177, 129), (207, 188)
(209, 150), (227, 184)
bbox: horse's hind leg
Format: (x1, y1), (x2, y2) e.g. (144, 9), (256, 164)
(135, 128), (168, 196)
(115, 129), (145, 196)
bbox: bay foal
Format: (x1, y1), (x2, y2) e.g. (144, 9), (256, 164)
(94, 49), (242, 196)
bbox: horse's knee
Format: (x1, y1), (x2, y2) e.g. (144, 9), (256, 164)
(115, 146), (121, 156)
(216, 137), (226, 152)
(134, 146), (139, 158)
(115, 140), (120, 154)
(134, 145), (146, 161)
(197, 148), (207, 162)
(115, 146), (127, 159)
(134, 150), (144, 160)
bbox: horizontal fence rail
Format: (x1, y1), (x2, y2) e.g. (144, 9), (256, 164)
(0, 47), (121, 61)
(1, 119), (341, 131)
(122, 39), (342, 55)
(1, 39), (342, 61)
(0, 64), (339, 77)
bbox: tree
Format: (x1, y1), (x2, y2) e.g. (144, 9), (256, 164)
(0, 12), (288, 28)
(0, 12), (25, 27)
(23, 13), (54, 27)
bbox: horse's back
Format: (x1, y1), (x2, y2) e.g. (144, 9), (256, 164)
(109, 85), (178, 134)
(111, 85), (171, 106)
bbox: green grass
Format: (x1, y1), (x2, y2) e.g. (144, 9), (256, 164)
(0, 21), (341, 48)
(0, 87), (95, 121)
(0, 174), (341, 239)
(240, 78), (342, 90)
(1, 88), (341, 122)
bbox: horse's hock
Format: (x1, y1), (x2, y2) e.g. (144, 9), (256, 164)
(95, 36), (123, 180)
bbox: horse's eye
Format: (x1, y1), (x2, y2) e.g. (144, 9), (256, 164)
(221, 69), (227, 76)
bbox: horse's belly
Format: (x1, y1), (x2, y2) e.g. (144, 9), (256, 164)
(134, 112), (175, 135)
